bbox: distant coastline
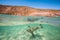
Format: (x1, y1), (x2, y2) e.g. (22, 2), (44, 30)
(0, 4), (60, 17)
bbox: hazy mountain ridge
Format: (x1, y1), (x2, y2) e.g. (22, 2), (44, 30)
(0, 5), (60, 16)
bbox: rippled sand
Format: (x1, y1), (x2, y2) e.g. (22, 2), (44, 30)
(0, 14), (60, 40)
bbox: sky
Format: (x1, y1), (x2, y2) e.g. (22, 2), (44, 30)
(0, 0), (60, 10)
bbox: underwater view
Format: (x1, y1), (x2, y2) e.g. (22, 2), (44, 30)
(0, 14), (60, 40)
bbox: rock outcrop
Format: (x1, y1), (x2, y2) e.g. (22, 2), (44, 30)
(0, 4), (60, 17)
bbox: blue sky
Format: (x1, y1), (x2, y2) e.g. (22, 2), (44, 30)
(0, 0), (60, 10)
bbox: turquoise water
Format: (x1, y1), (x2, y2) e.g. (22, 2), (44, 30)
(0, 14), (60, 40)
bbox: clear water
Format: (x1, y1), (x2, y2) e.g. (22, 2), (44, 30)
(0, 14), (60, 40)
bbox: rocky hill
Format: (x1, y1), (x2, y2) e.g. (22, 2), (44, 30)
(0, 5), (60, 16)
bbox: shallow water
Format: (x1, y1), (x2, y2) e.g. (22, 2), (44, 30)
(0, 14), (60, 40)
